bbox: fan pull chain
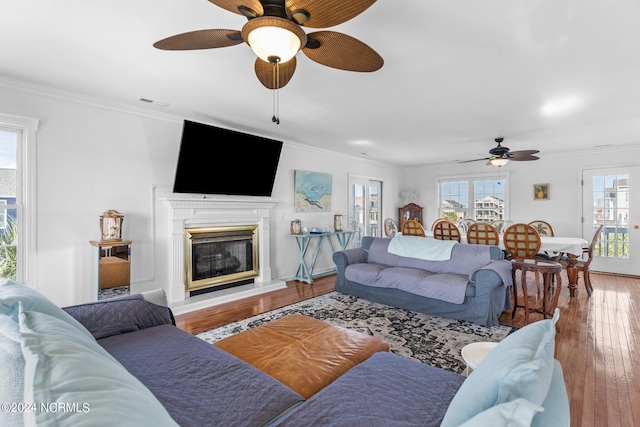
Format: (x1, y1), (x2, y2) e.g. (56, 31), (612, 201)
(271, 59), (280, 125)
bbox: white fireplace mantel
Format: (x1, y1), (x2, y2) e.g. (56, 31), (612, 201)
(155, 192), (286, 315)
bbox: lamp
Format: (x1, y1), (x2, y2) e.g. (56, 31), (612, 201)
(489, 157), (509, 167)
(242, 17), (307, 64)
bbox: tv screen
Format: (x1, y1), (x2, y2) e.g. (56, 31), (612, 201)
(173, 120), (283, 197)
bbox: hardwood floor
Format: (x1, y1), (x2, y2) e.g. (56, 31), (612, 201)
(175, 272), (640, 427)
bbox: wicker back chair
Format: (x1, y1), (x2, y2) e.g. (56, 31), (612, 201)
(466, 222), (500, 246)
(401, 219), (426, 237)
(432, 219), (461, 242)
(503, 223), (541, 260)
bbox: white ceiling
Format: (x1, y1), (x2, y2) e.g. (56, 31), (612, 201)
(2, 0), (640, 167)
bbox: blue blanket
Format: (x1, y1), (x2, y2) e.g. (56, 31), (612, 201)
(388, 234), (457, 261)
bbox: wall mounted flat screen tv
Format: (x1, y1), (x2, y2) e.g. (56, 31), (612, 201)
(173, 120), (283, 197)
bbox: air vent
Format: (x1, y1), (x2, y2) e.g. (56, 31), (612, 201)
(137, 97), (169, 107)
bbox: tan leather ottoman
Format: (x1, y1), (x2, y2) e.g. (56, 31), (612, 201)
(214, 314), (389, 398)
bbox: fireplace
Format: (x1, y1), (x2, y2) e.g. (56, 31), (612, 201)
(156, 193), (286, 313)
(185, 225), (258, 292)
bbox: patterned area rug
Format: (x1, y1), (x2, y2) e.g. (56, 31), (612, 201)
(196, 292), (515, 374)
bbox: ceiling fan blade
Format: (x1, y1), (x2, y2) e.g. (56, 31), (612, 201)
(286, 0), (376, 28)
(509, 155), (540, 161)
(254, 57), (297, 89)
(207, 0), (263, 17)
(302, 31), (383, 72)
(509, 149), (540, 157)
(457, 157), (491, 164)
(153, 29), (243, 50)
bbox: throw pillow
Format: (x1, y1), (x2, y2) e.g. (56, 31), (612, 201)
(18, 307), (178, 426)
(1, 314), (25, 427)
(0, 280), (93, 338)
(441, 309), (559, 427)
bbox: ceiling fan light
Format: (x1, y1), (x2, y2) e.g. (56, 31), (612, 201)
(242, 17), (307, 64)
(489, 157), (509, 167)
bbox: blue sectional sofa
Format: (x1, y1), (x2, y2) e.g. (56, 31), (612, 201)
(1, 280), (569, 426)
(333, 235), (513, 326)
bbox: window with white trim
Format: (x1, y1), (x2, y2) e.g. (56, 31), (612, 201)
(438, 173), (509, 225)
(0, 114), (38, 283)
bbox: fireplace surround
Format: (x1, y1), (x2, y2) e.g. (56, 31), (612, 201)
(156, 192), (286, 314)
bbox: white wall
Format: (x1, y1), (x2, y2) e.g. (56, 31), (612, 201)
(405, 146), (640, 238)
(0, 81), (404, 306)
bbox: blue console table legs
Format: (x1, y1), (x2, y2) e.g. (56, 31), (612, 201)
(290, 231), (354, 283)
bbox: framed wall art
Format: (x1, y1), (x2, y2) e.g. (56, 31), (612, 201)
(294, 170), (332, 212)
(533, 183), (550, 200)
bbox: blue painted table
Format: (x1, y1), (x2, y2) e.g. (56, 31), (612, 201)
(290, 231), (355, 283)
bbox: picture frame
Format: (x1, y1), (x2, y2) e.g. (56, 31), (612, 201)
(294, 170), (332, 212)
(533, 183), (550, 200)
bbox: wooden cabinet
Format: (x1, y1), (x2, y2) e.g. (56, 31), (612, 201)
(90, 240), (131, 291)
(398, 203), (423, 230)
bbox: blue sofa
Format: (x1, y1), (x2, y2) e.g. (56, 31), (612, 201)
(1, 280), (569, 426)
(333, 236), (513, 326)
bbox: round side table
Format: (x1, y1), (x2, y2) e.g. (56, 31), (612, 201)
(511, 259), (562, 325)
(461, 342), (498, 375)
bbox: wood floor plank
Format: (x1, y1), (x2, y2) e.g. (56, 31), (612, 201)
(174, 272), (640, 427)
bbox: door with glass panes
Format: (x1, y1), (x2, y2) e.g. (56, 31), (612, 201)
(349, 175), (381, 247)
(582, 167), (640, 275)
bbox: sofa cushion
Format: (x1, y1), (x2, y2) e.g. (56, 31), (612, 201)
(347, 264), (472, 304)
(441, 309), (559, 427)
(272, 351), (465, 427)
(0, 279), (92, 339)
(99, 324), (305, 426)
(17, 307), (179, 427)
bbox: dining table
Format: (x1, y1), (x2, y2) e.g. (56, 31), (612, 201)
(539, 236), (589, 297)
(422, 231), (589, 297)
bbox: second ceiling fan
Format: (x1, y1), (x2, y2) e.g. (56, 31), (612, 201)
(459, 138), (539, 167)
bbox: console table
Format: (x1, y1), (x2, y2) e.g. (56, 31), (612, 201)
(290, 231), (355, 283)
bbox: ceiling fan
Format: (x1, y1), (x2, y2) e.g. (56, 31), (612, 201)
(458, 138), (539, 167)
(153, 0), (384, 91)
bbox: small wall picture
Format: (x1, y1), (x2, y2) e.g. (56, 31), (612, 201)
(295, 170), (333, 212)
(533, 183), (550, 200)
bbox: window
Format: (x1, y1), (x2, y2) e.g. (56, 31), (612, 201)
(0, 114), (38, 283)
(438, 173), (509, 224)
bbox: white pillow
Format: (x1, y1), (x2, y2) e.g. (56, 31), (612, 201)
(18, 307), (179, 426)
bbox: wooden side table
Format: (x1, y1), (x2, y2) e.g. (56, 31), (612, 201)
(511, 259), (562, 325)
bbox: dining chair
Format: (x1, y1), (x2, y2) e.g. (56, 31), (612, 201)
(503, 223), (541, 260)
(431, 218), (448, 230)
(456, 218), (475, 233)
(528, 220), (557, 260)
(401, 219), (426, 237)
(466, 222), (500, 246)
(490, 219), (505, 234)
(432, 219), (461, 242)
(559, 224), (603, 295)
(383, 218), (398, 237)
(503, 223), (543, 307)
(528, 220), (554, 236)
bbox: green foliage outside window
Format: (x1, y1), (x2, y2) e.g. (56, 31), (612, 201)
(0, 217), (17, 280)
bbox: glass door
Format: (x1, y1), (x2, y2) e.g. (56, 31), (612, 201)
(349, 175), (382, 247)
(583, 167), (640, 275)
